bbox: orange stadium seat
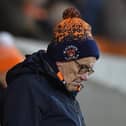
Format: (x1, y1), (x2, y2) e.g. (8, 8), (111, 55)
(0, 46), (25, 72)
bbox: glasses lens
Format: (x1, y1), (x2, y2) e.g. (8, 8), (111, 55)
(79, 64), (94, 75)
(74, 60), (94, 75)
(87, 68), (94, 75)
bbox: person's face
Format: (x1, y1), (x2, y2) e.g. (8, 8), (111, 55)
(56, 57), (96, 92)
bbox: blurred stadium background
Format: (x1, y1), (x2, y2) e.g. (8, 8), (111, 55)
(0, 0), (126, 126)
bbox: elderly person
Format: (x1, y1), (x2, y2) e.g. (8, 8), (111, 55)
(3, 8), (99, 126)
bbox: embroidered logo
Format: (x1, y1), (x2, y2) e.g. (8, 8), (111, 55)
(63, 45), (79, 60)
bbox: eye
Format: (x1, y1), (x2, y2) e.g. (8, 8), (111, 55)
(79, 65), (94, 75)
(74, 60), (95, 75)
(78, 65), (88, 72)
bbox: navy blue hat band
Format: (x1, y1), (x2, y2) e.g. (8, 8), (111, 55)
(47, 39), (100, 62)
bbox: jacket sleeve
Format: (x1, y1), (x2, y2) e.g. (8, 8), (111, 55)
(3, 75), (39, 126)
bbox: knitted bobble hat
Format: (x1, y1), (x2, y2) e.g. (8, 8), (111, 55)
(47, 7), (100, 62)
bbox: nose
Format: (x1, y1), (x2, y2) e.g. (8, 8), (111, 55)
(79, 72), (89, 81)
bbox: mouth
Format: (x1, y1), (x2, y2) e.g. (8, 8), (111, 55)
(66, 78), (87, 92)
(69, 81), (85, 91)
(72, 78), (83, 83)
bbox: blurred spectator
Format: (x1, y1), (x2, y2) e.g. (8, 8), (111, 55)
(0, 0), (52, 40)
(0, 0), (85, 40)
(22, 0), (53, 40)
(0, 32), (25, 88)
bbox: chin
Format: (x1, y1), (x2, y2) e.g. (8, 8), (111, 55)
(66, 81), (84, 92)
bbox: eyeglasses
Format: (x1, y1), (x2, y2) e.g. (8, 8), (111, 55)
(74, 60), (94, 75)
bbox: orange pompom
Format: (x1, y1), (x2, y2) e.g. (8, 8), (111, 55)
(63, 7), (81, 19)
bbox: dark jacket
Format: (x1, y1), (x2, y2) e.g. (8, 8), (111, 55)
(3, 50), (85, 126)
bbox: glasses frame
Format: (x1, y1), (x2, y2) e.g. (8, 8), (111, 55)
(74, 60), (94, 75)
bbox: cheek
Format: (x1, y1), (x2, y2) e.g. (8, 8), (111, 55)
(61, 67), (78, 83)
(64, 73), (76, 83)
